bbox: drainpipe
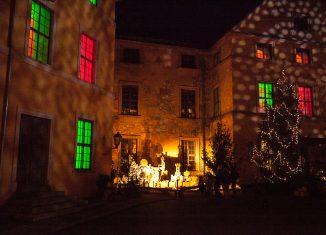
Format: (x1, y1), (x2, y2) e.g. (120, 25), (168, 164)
(0, 0), (16, 172)
(199, 55), (207, 176)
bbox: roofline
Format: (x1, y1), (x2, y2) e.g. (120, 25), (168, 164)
(116, 35), (202, 49)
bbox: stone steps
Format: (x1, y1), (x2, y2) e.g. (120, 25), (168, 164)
(1, 190), (89, 222)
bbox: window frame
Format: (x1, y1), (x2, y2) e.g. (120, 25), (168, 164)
(180, 139), (198, 171)
(181, 54), (197, 68)
(298, 86), (313, 117)
(255, 43), (273, 61)
(26, 0), (53, 64)
(180, 89), (196, 119)
(258, 82), (273, 113)
(121, 138), (138, 155)
(122, 48), (141, 64)
(121, 84), (139, 116)
(295, 48), (311, 65)
(75, 118), (94, 171)
(213, 87), (220, 118)
(89, 0), (97, 6)
(78, 33), (97, 84)
(293, 16), (310, 31)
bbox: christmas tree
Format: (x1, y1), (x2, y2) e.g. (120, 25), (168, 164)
(252, 70), (302, 183)
(204, 121), (233, 176)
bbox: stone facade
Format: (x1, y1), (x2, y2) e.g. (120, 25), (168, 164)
(113, 40), (204, 174)
(0, 0), (115, 204)
(115, 0), (326, 183)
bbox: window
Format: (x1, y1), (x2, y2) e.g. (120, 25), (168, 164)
(89, 0), (97, 6)
(181, 140), (196, 171)
(181, 54), (196, 68)
(298, 86), (313, 116)
(213, 87), (220, 117)
(121, 138), (138, 155)
(123, 48), (140, 64)
(27, 1), (52, 63)
(256, 43), (272, 60)
(296, 48), (310, 64)
(75, 119), (93, 170)
(294, 16), (309, 31)
(79, 34), (96, 83)
(181, 89), (196, 118)
(258, 82), (273, 113)
(122, 85), (138, 115)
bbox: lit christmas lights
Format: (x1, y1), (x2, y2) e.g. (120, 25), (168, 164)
(252, 70), (302, 183)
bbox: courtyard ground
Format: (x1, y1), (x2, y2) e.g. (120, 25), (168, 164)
(1, 191), (325, 235)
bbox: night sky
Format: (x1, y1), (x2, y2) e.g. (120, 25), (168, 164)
(116, 0), (263, 49)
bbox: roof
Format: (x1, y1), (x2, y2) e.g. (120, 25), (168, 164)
(116, 0), (264, 49)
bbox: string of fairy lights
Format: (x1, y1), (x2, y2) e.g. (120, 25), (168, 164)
(252, 70), (303, 183)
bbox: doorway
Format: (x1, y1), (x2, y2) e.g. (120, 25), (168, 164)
(17, 114), (51, 192)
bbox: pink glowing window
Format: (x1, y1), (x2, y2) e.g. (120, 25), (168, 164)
(79, 34), (96, 83)
(296, 48), (310, 64)
(298, 86), (313, 116)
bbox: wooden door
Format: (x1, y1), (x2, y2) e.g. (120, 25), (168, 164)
(17, 114), (51, 192)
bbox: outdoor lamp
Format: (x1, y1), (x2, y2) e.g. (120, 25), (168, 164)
(113, 132), (122, 148)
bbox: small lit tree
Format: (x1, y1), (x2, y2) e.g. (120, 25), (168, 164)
(252, 70), (302, 183)
(204, 121), (233, 176)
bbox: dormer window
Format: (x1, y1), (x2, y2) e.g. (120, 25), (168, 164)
(256, 43), (272, 60)
(123, 48), (140, 64)
(296, 48), (310, 65)
(294, 16), (309, 31)
(181, 54), (196, 68)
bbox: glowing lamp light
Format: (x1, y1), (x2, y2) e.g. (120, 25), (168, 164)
(113, 132), (122, 148)
(140, 159), (148, 167)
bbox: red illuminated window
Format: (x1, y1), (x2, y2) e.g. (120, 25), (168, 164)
(79, 34), (96, 83)
(296, 48), (310, 64)
(298, 86), (313, 116)
(256, 43), (272, 60)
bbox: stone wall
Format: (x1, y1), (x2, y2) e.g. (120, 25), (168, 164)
(114, 40), (204, 173)
(0, 0), (115, 203)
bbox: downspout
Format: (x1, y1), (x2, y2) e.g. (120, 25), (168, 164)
(0, 0), (16, 171)
(199, 55), (207, 176)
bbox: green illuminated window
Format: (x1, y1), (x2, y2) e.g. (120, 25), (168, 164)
(258, 82), (273, 113)
(75, 119), (93, 170)
(27, 1), (52, 63)
(89, 0), (97, 6)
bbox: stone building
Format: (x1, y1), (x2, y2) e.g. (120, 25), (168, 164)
(113, 40), (205, 175)
(0, 0), (115, 204)
(114, 0), (326, 183)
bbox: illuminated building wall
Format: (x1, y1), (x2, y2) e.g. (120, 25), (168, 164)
(115, 0), (326, 183)
(0, 0), (115, 203)
(207, 0), (326, 183)
(113, 40), (204, 174)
